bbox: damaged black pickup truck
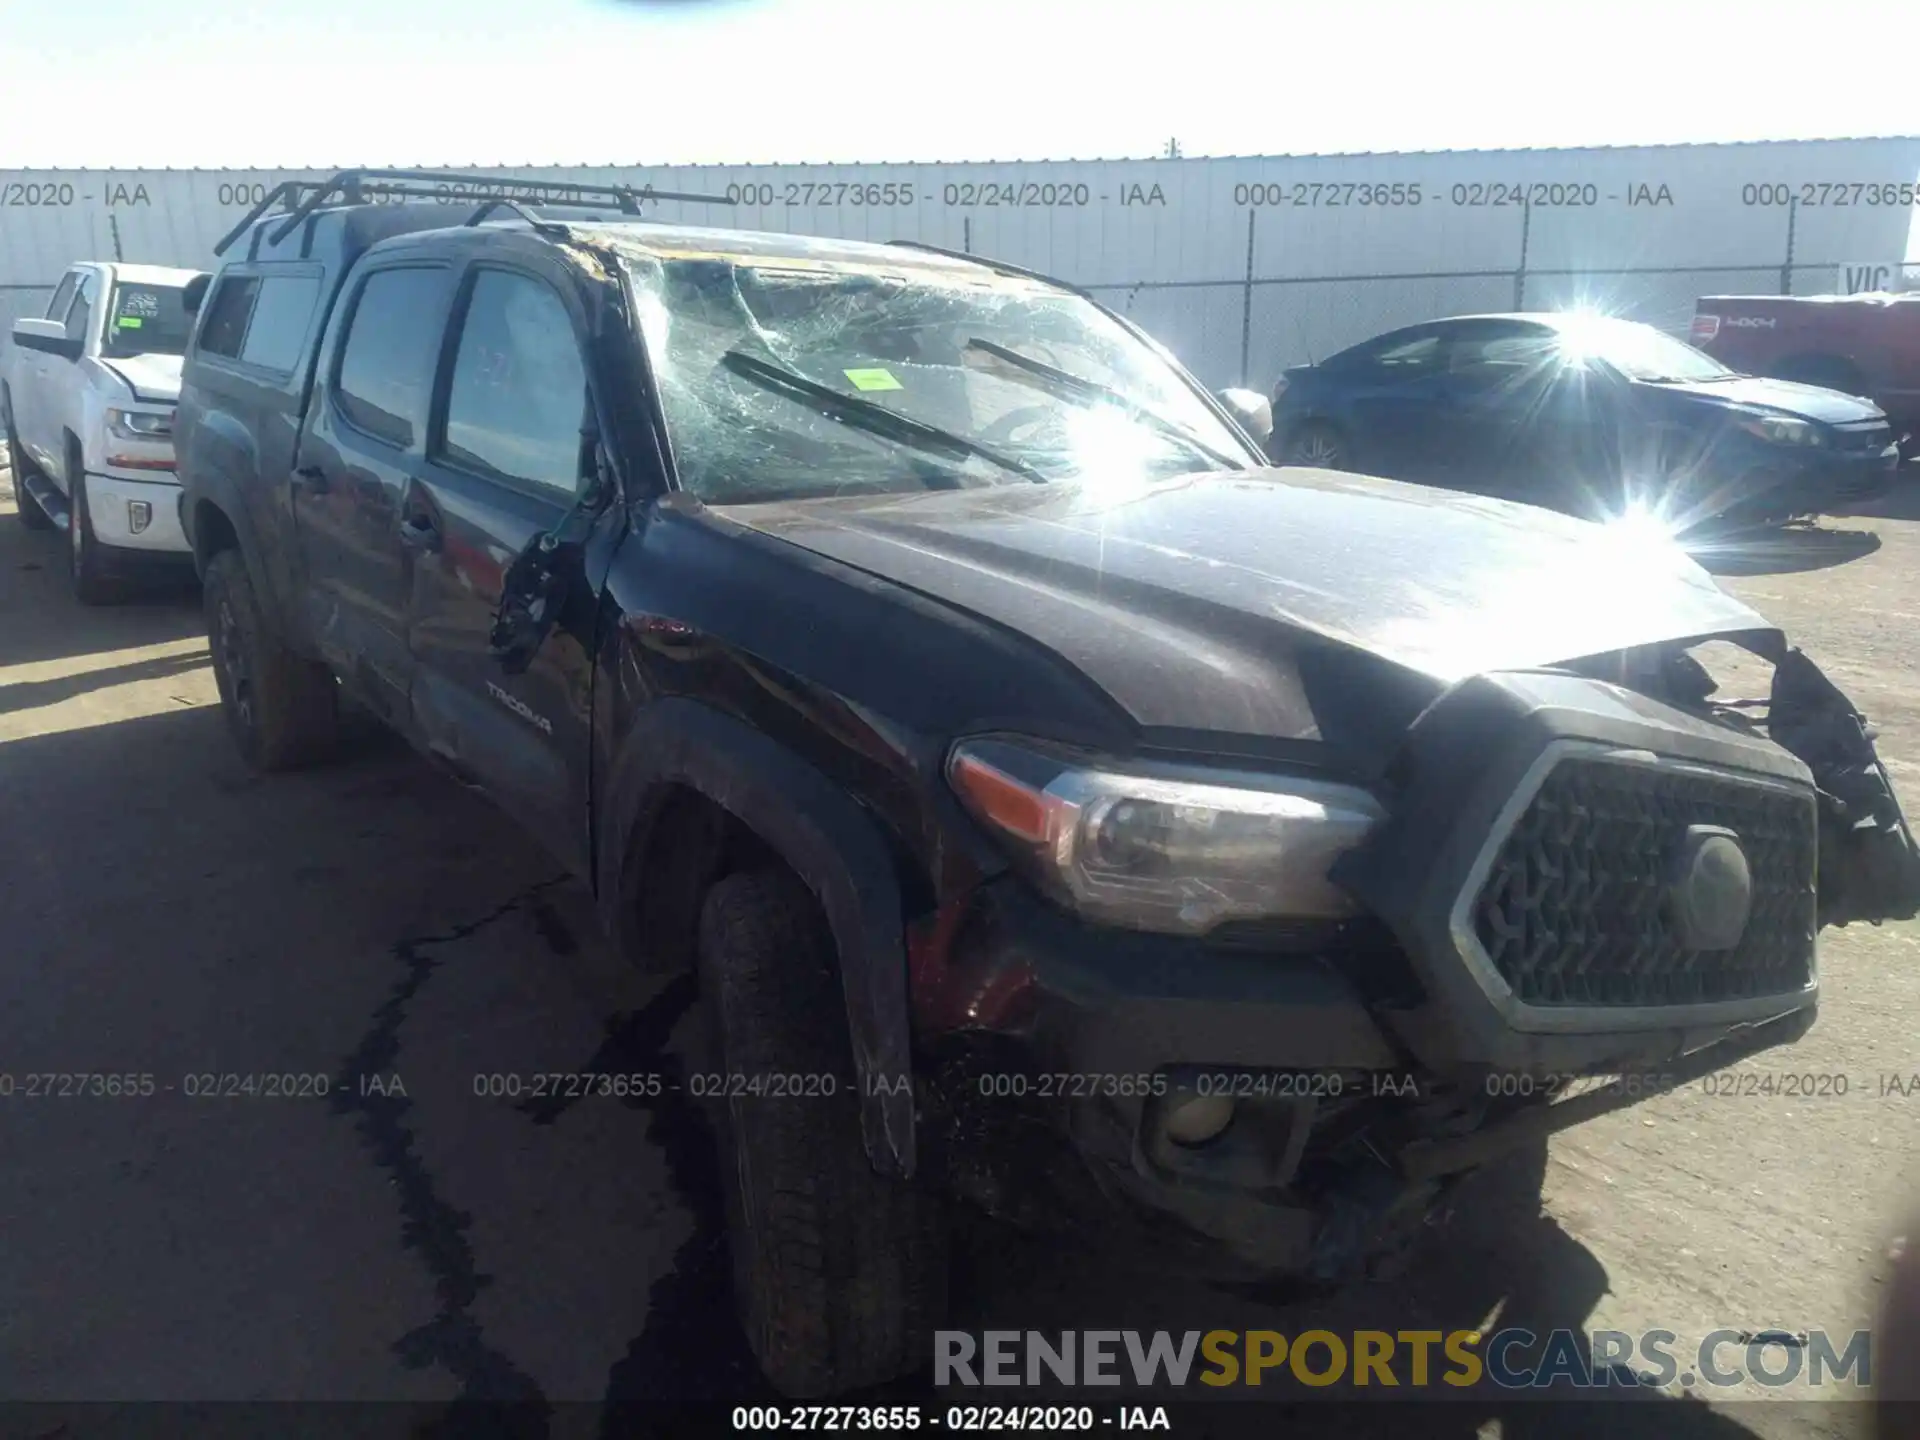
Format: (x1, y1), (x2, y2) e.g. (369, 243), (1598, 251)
(176, 171), (1920, 1398)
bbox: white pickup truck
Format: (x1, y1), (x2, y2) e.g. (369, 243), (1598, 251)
(3, 261), (209, 602)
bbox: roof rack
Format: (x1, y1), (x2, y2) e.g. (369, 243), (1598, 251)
(212, 168), (737, 256)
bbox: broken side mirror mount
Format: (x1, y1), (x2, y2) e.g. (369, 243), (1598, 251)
(486, 443), (614, 676)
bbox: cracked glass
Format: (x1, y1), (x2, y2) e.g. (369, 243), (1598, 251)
(620, 250), (1260, 504)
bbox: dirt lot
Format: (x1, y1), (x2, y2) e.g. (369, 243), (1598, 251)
(2, 463), (1917, 1438)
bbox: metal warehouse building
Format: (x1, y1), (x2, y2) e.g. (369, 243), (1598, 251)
(3, 136), (1917, 389)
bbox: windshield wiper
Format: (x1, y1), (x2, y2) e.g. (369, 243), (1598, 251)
(964, 337), (1248, 470)
(719, 350), (1046, 484)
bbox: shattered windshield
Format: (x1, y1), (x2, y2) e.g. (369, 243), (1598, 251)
(624, 253), (1259, 503)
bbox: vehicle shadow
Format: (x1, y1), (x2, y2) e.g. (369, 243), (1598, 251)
(0, 647), (209, 715)
(1690, 523), (1882, 578)
(0, 485), (205, 673)
(1838, 472), (1920, 524)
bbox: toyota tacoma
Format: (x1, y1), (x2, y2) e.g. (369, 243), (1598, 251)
(175, 172), (1920, 1399)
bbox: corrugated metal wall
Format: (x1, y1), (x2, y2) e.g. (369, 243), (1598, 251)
(3, 138), (1916, 387)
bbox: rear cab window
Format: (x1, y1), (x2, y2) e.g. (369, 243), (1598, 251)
(238, 275), (324, 372)
(197, 276), (259, 359)
(191, 269), (323, 373)
(331, 265), (453, 449)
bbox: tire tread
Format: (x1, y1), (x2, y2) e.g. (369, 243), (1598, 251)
(203, 549), (339, 771)
(698, 867), (945, 1397)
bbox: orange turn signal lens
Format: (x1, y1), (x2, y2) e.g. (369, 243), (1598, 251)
(950, 751), (1051, 845)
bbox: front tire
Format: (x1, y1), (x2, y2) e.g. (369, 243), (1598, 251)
(697, 867), (948, 1397)
(3, 392), (53, 530)
(202, 549), (340, 771)
(68, 461), (120, 605)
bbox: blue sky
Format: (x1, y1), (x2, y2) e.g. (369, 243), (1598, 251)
(0, 0), (1915, 169)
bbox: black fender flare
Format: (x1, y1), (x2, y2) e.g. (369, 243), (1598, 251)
(597, 697), (917, 1178)
(182, 476), (250, 576)
(182, 472), (295, 642)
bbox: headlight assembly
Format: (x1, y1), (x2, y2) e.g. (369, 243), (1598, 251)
(1735, 413), (1823, 448)
(107, 407), (174, 441)
(947, 738), (1383, 936)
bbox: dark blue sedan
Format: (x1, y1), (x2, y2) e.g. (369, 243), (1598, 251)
(1266, 312), (1901, 529)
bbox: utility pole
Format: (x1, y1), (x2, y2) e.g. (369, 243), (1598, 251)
(1163, 137), (1182, 159)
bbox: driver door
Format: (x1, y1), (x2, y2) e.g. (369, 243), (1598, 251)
(405, 260), (623, 874)
(14, 269), (80, 474)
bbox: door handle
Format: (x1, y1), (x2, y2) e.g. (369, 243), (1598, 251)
(397, 510), (441, 553)
(293, 464), (329, 493)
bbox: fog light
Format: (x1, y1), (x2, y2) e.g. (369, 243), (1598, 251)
(1162, 1093), (1234, 1147)
(127, 500), (152, 534)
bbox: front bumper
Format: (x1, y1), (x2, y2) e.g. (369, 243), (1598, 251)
(915, 877), (1814, 1278)
(1719, 438), (1900, 522)
(914, 656), (1916, 1278)
(81, 472), (191, 555)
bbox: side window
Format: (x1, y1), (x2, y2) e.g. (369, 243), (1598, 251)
(333, 267), (450, 450)
(44, 271), (78, 322)
(198, 275), (261, 359)
(438, 270), (589, 495)
(237, 274), (323, 373)
(1447, 330), (1555, 381)
(1353, 333), (1442, 377)
(66, 272), (97, 345)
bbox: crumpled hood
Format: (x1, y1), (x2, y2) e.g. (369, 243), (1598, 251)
(1651, 373), (1883, 423)
(718, 468), (1773, 744)
(97, 352), (182, 403)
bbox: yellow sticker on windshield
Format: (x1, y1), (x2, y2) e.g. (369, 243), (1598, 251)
(844, 367), (902, 392)
(118, 317), (143, 328)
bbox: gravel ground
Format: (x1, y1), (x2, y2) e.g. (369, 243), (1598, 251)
(2, 460), (1916, 1438)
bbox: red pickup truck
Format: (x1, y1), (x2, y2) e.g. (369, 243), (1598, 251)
(1691, 291), (1920, 455)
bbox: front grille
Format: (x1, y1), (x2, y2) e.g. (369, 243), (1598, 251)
(1470, 757), (1816, 1008)
(1833, 421), (1892, 453)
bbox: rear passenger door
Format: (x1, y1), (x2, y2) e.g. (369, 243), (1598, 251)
(404, 259), (620, 873)
(291, 262), (455, 727)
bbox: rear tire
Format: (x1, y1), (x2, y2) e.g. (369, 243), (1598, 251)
(1284, 421), (1349, 471)
(202, 549), (341, 771)
(697, 867), (948, 1397)
(3, 391), (53, 531)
